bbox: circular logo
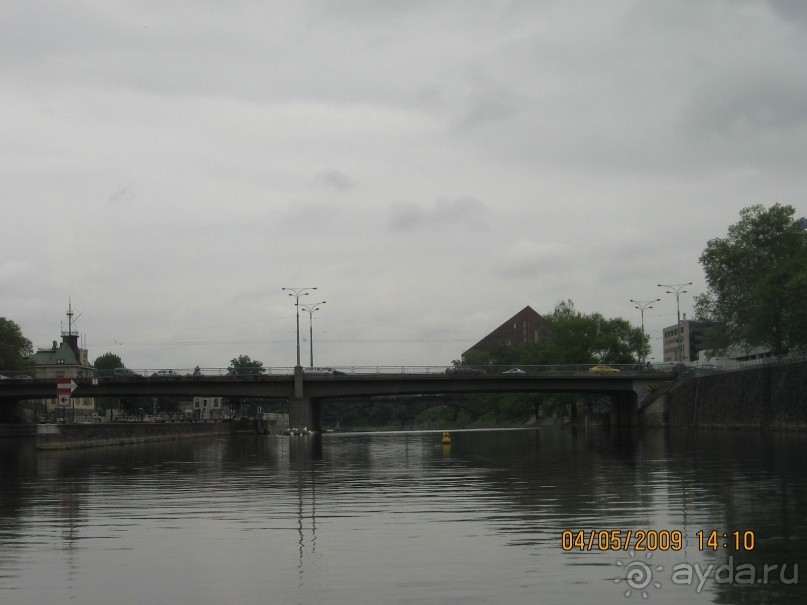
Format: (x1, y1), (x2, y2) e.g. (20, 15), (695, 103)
(614, 552), (663, 598)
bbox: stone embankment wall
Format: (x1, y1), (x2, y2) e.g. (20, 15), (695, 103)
(36, 422), (239, 450)
(667, 361), (807, 429)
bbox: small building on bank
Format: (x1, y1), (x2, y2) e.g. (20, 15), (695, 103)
(29, 304), (97, 421)
(192, 396), (228, 420)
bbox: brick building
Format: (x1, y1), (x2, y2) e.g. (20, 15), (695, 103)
(462, 306), (548, 362)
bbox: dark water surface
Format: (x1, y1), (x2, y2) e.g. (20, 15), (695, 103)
(1, 428), (805, 604)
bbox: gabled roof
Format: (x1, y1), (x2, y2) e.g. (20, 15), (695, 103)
(462, 305), (546, 359)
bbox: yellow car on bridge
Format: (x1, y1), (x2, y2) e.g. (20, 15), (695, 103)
(589, 365), (621, 374)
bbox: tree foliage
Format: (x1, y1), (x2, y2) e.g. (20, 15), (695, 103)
(695, 204), (807, 355)
(93, 352), (124, 370)
(536, 300), (644, 364)
(227, 354), (266, 375)
(90, 352), (127, 411)
(475, 300), (646, 367)
(323, 300), (644, 429)
(0, 318), (33, 371)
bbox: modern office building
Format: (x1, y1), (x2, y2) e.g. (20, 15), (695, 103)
(661, 316), (714, 362)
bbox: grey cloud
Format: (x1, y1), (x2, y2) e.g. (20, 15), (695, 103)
(490, 239), (575, 279)
(0, 260), (28, 283)
(766, 0), (807, 21)
(275, 200), (343, 233)
(389, 196), (487, 232)
(4, 0), (807, 370)
(107, 185), (134, 205)
(684, 72), (807, 135)
(452, 71), (521, 131)
(312, 170), (357, 191)
(388, 202), (425, 231)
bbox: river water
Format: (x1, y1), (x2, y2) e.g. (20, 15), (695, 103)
(1, 428), (805, 605)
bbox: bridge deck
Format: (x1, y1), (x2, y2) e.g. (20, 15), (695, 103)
(1, 370), (676, 401)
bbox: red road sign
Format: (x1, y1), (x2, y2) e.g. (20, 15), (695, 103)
(56, 378), (77, 394)
(56, 379), (77, 408)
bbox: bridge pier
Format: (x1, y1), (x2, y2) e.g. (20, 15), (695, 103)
(610, 392), (638, 428)
(289, 397), (322, 433)
(0, 398), (25, 424)
(290, 366), (322, 432)
(289, 397), (311, 430)
(289, 397), (322, 432)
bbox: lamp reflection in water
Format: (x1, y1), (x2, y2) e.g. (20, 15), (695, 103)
(292, 436), (319, 592)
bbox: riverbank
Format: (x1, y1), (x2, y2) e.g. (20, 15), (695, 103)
(32, 421), (248, 450)
(666, 359), (807, 429)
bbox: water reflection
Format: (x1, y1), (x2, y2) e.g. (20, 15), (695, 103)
(290, 435), (321, 597)
(0, 429), (805, 604)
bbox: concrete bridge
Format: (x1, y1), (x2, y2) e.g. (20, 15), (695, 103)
(0, 365), (676, 430)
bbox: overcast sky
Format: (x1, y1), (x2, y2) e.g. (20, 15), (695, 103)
(3, 0), (806, 371)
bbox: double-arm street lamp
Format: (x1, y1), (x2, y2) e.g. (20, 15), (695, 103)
(300, 301), (326, 368)
(630, 298), (660, 363)
(657, 282), (692, 362)
(282, 287), (317, 367)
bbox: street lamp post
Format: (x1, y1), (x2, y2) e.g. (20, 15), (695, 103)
(282, 287), (318, 367)
(657, 282), (692, 362)
(630, 298), (660, 363)
(300, 301), (326, 368)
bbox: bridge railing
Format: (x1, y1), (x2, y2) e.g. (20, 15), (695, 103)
(111, 368), (298, 377)
(341, 366), (450, 374)
(2, 363), (681, 381)
(29, 354), (805, 380)
(676, 350), (807, 376)
(125, 367), (451, 376)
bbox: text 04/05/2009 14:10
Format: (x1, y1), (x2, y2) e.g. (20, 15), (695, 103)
(561, 530), (756, 552)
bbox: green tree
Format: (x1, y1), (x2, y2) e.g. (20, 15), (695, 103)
(695, 204), (807, 355)
(459, 301), (646, 427)
(93, 352), (124, 371)
(483, 300), (646, 367)
(227, 355), (266, 375)
(92, 352), (125, 412)
(0, 318), (33, 371)
(541, 300), (645, 364)
(226, 355), (266, 416)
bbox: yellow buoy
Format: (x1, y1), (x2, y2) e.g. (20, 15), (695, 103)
(441, 431), (452, 445)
